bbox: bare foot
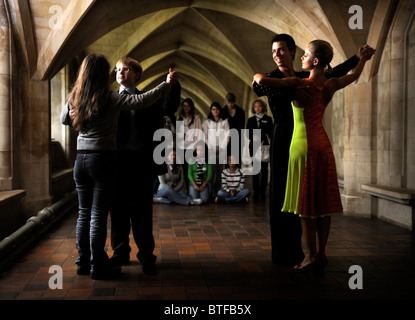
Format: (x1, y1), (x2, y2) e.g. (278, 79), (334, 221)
(294, 256), (317, 270)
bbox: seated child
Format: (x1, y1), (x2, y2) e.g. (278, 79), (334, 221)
(216, 155), (250, 203)
(154, 149), (202, 205)
(188, 142), (212, 204)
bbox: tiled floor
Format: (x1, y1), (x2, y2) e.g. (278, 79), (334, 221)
(0, 192), (414, 313)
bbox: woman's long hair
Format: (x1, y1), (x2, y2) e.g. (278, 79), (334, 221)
(178, 98), (196, 126)
(207, 101), (223, 120)
(68, 53), (110, 133)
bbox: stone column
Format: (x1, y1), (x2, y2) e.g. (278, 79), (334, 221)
(341, 82), (372, 217)
(0, 0), (14, 191)
(19, 73), (52, 217)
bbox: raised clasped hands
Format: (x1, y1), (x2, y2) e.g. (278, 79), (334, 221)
(166, 68), (179, 85)
(358, 44), (376, 61)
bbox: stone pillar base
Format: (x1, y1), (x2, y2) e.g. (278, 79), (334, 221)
(341, 194), (371, 218)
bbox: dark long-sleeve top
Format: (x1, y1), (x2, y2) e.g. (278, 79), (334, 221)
(246, 114), (273, 156)
(221, 104), (246, 134)
(116, 82), (181, 164)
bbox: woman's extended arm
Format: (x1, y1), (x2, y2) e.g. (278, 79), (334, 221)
(330, 54), (369, 92)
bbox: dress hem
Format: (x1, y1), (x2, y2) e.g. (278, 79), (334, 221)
(282, 209), (343, 218)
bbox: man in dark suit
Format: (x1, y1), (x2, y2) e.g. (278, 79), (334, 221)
(222, 92), (246, 164)
(110, 57), (181, 274)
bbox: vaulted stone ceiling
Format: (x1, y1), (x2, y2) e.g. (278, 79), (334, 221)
(87, 6), (279, 116)
(9, 0), (380, 117)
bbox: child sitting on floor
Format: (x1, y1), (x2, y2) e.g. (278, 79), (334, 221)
(154, 149), (202, 205)
(216, 155), (250, 203)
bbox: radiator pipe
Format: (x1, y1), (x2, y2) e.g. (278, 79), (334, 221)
(0, 190), (77, 273)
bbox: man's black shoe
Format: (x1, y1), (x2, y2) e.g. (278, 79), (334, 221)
(90, 265), (121, 280)
(109, 255), (130, 266)
(142, 261), (158, 275)
(77, 265), (90, 275)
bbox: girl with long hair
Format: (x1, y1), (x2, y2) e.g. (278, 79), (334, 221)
(203, 102), (230, 195)
(176, 98), (202, 188)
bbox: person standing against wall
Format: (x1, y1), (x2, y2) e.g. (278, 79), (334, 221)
(203, 102), (230, 196)
(246, 99), (273, 202)
(222, 93), (245, 164)
(176, 98), (203, 190)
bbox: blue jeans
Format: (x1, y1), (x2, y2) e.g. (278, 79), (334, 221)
(157, 188), (191, 206)
(189, 183), (211, 203)
(217, 188), (250, 203)
(73, 152), (117, 271)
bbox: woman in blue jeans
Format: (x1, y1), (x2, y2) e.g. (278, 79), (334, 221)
(73, 152), (118, 276)
(61, 53), (177, 279)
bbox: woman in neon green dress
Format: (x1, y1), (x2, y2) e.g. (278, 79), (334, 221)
(254, 40), (374, 272)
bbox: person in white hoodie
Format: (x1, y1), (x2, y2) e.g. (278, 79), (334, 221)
(176, 98), (203, 189)
(203, 102), (230, 195)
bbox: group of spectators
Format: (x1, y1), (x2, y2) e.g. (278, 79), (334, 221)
(153, 93), (273, 205)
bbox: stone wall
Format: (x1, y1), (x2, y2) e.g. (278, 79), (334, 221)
(339, 0), (415, 230)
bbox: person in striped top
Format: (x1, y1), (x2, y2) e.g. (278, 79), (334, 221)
(216, 155), (250, 203)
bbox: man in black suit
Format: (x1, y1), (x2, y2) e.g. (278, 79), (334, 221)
(222, 92), (246, 164)
(110, 57), (181, 274)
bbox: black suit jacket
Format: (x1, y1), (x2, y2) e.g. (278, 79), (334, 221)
(117, 82), (181, 172)
(246, 114), (273, 156)
(221, 104), (246, 134)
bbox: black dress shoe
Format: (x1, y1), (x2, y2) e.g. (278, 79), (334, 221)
(142, 261), (158, 275)
(90, 265), (121, 280)
(109, 255), (130, 266)
(77, 265), (90, 275)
